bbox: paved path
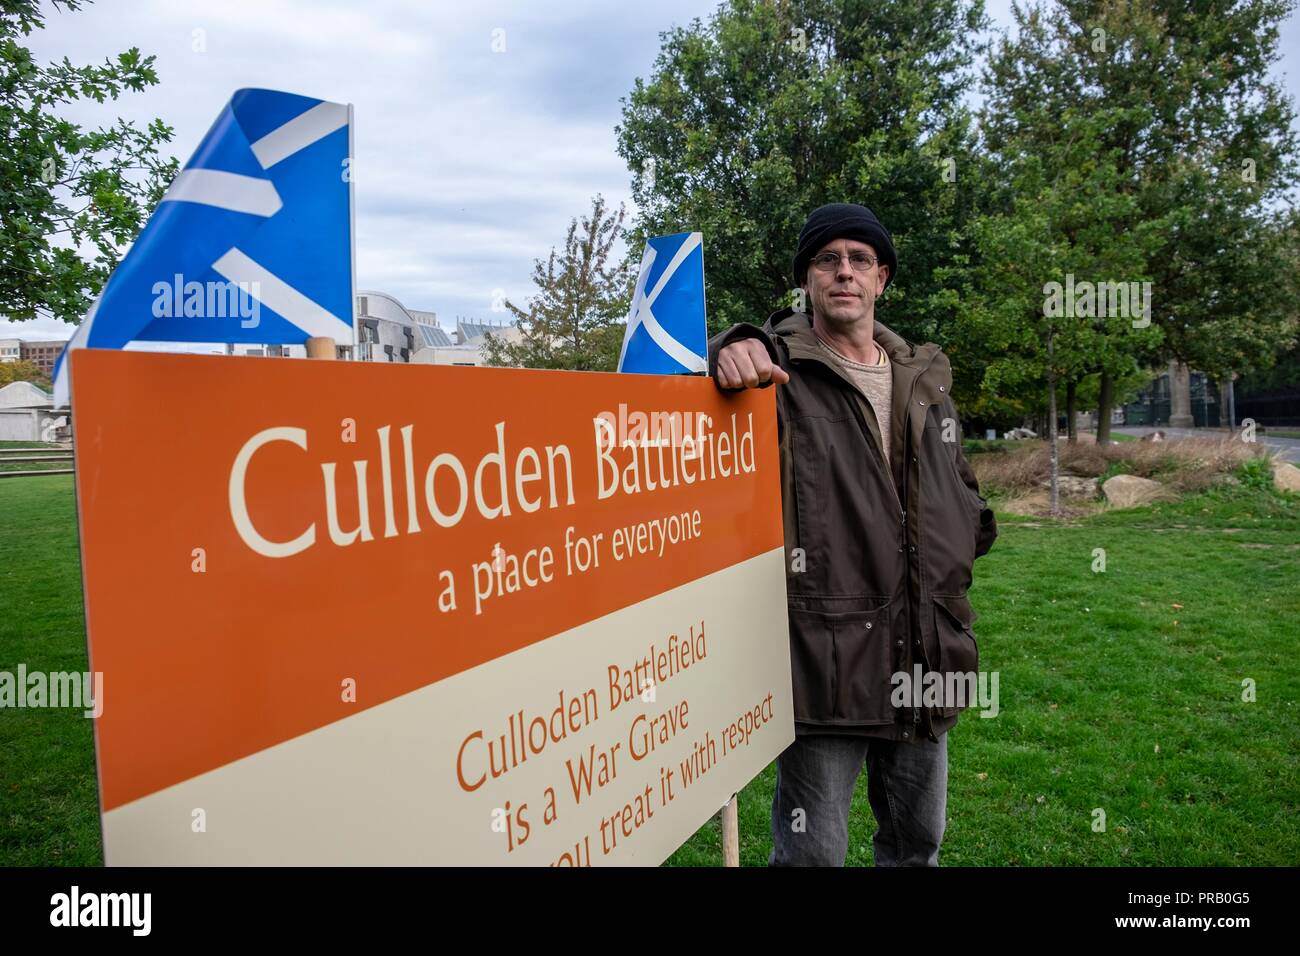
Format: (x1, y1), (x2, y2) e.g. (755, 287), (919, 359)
(1112, 426), (1300, 463)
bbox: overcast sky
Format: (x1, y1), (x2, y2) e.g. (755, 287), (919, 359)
(6, 0), (1299, 345)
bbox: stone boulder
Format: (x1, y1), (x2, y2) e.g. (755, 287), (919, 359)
(1102, 474), (1165, 509)
(1273, 460), (1300, 493)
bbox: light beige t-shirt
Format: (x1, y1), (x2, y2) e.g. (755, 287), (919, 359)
(815, 334), (893, 470)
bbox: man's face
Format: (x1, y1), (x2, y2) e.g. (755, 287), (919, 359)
(801, 237), (889, 330)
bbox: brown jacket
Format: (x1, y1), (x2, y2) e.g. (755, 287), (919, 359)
(708, 308), (997, 742)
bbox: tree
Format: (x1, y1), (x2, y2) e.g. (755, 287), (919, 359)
(482, 195), (633, 372)
(1, 0), (177, 324)
(616, 0), (989, 344)
(980, 0), (1300, 440)
(954, 116), (1160, 512)
(965, 3), (1168, 459)
(0, 358), (47, 387)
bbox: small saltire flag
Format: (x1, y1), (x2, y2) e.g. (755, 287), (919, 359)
(54, 88), (355, 403)
(617, 231), (707, 375)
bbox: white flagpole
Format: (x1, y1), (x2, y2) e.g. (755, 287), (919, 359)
(347, 102), (359, 360)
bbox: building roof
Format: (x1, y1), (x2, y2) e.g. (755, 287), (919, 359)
(457, 319), (515, 344)
(417, 324), (452, 348)
(358, 291), (452, 346)
(0, 380), (54, 409)
(357, 290), (421, 327)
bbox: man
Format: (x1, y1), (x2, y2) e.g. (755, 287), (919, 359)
(709, 203), (997, 866)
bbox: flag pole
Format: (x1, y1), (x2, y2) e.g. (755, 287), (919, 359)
(306, 337), (335, 360)
(347, 102), (359, 360)
(722, 795), (739, 866)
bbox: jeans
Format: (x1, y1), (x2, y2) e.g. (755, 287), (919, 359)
(769, 732), (948, 866)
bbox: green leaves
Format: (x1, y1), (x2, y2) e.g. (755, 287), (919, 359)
(959, 0), (1299, 423)
(1, 1), (176, 324)
(618, 0), (989, 339)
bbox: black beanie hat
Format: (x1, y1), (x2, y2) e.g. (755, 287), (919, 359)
(792, 202), (897, 290)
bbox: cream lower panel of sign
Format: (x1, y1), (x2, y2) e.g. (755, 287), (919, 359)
(102, 547), (794, 866)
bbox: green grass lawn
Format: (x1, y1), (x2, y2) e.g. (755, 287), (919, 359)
(0, 475), (99, 864)
(668, 483), (1300, 866)
(2, 475), (1298, 866)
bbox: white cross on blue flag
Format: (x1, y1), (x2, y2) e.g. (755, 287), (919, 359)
(617, 231), (707, 375)
(53, 88), (355, 404)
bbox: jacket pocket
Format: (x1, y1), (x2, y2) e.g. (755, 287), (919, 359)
(931, 592), (980, 717)
(787, 602), (894, 725)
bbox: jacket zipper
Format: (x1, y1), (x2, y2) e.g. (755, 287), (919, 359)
(898, 360), (944, 741)
(899, 381), (919, 736)
(902, 421), (921, 735)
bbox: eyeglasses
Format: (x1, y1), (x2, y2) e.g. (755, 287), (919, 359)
(810, 252), (878, 273)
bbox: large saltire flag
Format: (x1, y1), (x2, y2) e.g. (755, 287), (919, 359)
(617, 231), (707, 375)
(53, 88), (355, 404)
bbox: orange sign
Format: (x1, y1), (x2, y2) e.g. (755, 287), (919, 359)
(71, 350), (793, 865)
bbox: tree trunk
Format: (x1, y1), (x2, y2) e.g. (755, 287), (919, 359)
(1047, 333), (1060, 516)
(1066, 379), (1078, 443)
(1096, 371), (1114, 444)
(1222, 374), (1237, 430)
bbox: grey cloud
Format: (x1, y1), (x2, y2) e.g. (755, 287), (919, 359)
(19, 0), (1300, 333)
